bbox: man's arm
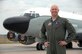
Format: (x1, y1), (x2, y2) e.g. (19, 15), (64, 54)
(40, 22), (47, 43)
(65, 19), (76, 43)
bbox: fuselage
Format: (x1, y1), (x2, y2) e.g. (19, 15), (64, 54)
(24, 15), (82, 37)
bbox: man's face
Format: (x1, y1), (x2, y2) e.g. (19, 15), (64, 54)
(50, 6), (59, 17)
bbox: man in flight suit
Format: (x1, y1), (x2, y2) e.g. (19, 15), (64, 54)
(40, 4), (76, 54)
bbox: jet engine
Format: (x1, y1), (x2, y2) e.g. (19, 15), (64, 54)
(7, 31), (18, 41)
(66, 32), (82, 48)
(18, 35), (35, 45)
(76, 33), (82, 47)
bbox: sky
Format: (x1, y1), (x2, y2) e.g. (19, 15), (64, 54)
(0, 0), (82, 34)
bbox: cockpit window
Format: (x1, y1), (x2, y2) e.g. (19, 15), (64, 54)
(24, 13), (40, 19)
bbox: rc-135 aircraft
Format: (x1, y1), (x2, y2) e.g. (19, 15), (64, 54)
(3, 8), (82, 50)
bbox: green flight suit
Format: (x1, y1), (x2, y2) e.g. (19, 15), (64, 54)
(41, 16), (76, 54)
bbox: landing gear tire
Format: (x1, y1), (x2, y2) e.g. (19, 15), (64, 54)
(36, 43), (45, 50)
(66, 42), (72, 49)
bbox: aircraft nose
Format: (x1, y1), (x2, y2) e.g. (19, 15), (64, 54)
(3, 16), (30, 34)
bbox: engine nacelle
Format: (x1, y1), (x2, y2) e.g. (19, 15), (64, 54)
(7, 31), (18, 41)
(76, 33), (82, 41)
(18, 35), (35, 45)
(75, 33), (82, 47)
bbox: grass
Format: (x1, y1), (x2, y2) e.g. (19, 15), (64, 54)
(0, 35), (18, 44)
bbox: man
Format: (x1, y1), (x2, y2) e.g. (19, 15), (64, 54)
(40, 4), (76, 54)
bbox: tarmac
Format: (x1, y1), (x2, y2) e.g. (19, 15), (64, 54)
(0, 42), (82, 54)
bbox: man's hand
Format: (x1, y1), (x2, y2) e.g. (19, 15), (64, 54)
(58, 41), (67, 47)
(44, 42), (50, 47)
